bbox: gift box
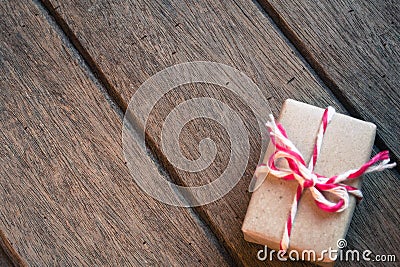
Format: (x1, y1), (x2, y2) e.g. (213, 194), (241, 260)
(242, 99), (380, 265)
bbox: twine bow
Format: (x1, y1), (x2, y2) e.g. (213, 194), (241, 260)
(254, 107), (396, 253)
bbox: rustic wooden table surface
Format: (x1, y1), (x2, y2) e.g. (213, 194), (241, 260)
(1, 0), (398, 266)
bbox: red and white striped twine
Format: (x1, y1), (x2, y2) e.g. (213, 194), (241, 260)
(254, 107), (396, 253)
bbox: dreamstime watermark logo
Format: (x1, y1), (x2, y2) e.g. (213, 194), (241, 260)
(122, 61), (272, 207)
(256, 239), (397, 262)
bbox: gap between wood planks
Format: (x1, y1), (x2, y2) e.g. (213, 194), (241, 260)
(0, 229), (25, 267)
(36, 0), (399, 265)
(254, 0), (399, 169)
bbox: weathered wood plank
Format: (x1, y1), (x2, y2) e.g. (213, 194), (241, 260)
(43, 0), (400, 266)
(257, 0), (400, 162)
(0, 1), (230, 266)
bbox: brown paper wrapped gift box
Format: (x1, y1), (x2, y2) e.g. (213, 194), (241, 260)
(242, 99), (376, 264)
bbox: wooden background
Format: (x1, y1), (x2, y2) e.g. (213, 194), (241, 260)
(0, 0), (398, 266)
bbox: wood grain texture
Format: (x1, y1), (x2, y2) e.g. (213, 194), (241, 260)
(42, 0), (400, 266)
(257, 0), (400, 162)
(0, 1), (230, 266)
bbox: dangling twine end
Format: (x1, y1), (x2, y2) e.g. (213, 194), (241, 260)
(379, 160), (397, 171)
(366, 151), (397, 173)
(265, 114), (276, 130)
(268, 113), (275, 122)
(249, 163), (270, 192)
(387, 162), (397, 169)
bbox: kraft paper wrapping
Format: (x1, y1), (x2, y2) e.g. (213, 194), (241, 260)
(242, 99), (376, 264)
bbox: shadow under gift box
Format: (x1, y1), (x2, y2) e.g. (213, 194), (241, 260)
(242, 99), (376, 265)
